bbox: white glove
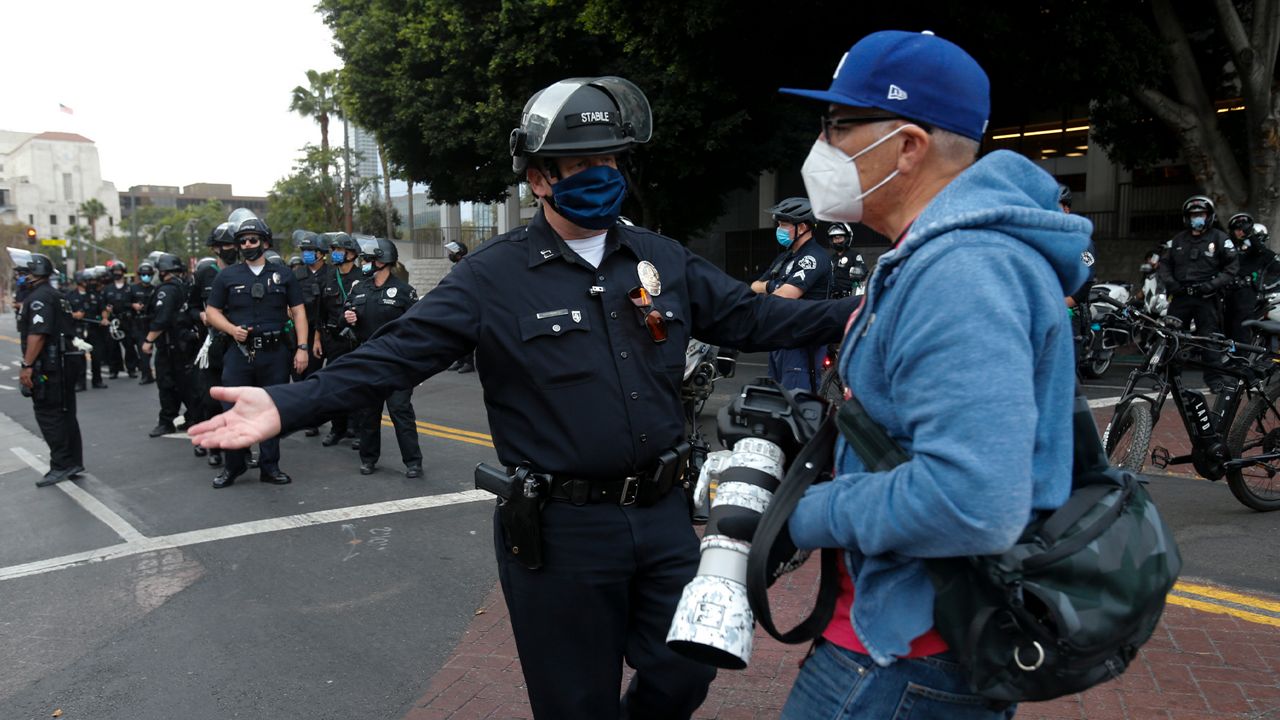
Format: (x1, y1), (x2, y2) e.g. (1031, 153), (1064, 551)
(694, 450), (734, 509)
(195, 333), (213, 369)
(71, 337), (93, 353)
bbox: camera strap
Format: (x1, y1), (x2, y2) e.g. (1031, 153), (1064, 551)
(746, 415), (841, 644)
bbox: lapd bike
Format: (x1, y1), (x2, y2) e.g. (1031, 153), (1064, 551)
(1101, 297), (1280, 511)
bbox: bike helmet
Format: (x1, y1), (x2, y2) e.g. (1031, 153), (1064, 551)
(1228, 212), (1255, 236)
(511, 76), (652, 173)
(27, 254), (54, 278)
(849, 255), (868, 282)
(1182, 195), (1216, 230)
(1252, 223), (1270, 247)
(770, 197), (815, 226)
(1057, 184), (1073, 210)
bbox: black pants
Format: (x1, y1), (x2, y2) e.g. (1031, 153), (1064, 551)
(495, 488), (716, 720)
(221, 344), (290, 474)
(355, 388), (422, 466)
(107, 324), (138, 374)
(31, 369), (83, 471)
(1224, 287), (1258, 344)
(1170, 293), (1227, 388)
(132, 319), (154, 380)
(156, 343), (197, 426)
(322, 332), (356, 436)
(87, 326), (108, 382)
(67, 351), (86, 389)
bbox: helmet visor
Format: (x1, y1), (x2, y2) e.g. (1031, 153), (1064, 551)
(354, 235), (379, 258)
(6, 247), (32, 269)
(227, 208), (258, 226)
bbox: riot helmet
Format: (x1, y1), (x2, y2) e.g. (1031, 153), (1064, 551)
(288, 255), (304, 268)
(372, 237), (399, 264)
(234, 217), (272, 244)
(264, 250), (285, 266)
(1252, 223), (1270, 249)
(1228, 212), (1255, 239)
(445, 240), (468, 264)
(195, 257), (219, 276)
(354, 234), (379, 258)
(6, 247), (32, 272)
(109, 260), (127, 277)
(849, 254), (868, 282)
(1182, 195), (1216, 232)
(207, 221), (236, 247)
(27, 254), (54, 278)
(137, 262), (156, 283)
(1057, 184), (1073, 211)
(155, 254), (184, 274)
(292, 230), (320, 250)
(324, 232), (359, 254)
(827, 222), (851, 248)
(227, 208), (258, 227)
(511, 76), (652, 173)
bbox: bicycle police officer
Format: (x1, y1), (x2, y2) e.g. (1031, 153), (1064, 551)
(1157, 195), (1240, 391)
(826, 222), (867, 298)
(750, 197), (833, 391)
(203, 217), (308, 488)
(18, 254), (85, 487)
(191, 76), (856, 720)
(346, 237), (423, 477)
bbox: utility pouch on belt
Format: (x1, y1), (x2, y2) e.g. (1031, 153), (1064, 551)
(475, 463), (546, 570)
(636, 441), (692, 506)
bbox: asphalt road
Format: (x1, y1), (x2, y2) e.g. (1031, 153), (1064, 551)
(0, 324), (1276, 719)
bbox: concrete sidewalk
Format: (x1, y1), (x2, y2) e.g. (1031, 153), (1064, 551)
(403, 565), (1280, 720)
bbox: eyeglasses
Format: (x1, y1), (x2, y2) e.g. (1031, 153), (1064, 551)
(820, 113), (901, 141)
(628, 286), (668, 344)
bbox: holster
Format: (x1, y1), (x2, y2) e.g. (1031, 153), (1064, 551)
(475, 463), (547, 570)
(636, 441), (692, 506)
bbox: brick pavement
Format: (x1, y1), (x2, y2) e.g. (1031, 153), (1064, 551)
(405, 414), (1278, 719)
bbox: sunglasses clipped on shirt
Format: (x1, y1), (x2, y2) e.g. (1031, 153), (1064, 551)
(628, 286), (668, 344)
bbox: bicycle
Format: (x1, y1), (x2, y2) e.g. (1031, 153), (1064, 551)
(1101, 296), (1280, 511)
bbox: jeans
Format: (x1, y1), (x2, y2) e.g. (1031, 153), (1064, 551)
(780, 642), (1016, 720)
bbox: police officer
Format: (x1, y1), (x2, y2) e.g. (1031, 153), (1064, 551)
(1225, 222), (1280, 343)
(65, 270), (93, 392)
(292, 231), (330, 437)
(204, 217), (309, 488)
(131, 261), (158, 385)
(444, 240), (477, 373)
(143, 254), (201, 438)
(83, 267), (111, 389)
(1158, 194), (1240, 391)
(102, 261), (139, 378)
(1060, 185), (1097, 360)
(18, 254), (85, 487)
(188, 223), (239, 467)
(315, 232), (363, 446)
(346, 237), (423, 477)
(1228, 212), (1256, 244)
(191, 76), (856, 720)
(750, 197), (833, 391)
(826, 222), (867, 298)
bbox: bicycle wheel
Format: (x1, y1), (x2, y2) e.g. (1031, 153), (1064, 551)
(1104, 401), (1152, 473)
(1225, 388), (1280, 511)
(818, 364), (845, 407)
(1080, 351), (1113, 379)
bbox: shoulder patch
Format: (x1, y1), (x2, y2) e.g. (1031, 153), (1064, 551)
(792, 269), (807, 282)
(798, 255), (818, 271)
(29, 300), (44, 311)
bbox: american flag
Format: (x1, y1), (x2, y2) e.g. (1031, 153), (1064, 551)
(58, 104), (74, 115)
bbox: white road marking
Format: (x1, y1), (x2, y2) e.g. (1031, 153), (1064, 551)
(8, 361), (21, 368)
(12, 447), (146, 543)
(0, 384), (14, 390)
(0, 489), (492, 583)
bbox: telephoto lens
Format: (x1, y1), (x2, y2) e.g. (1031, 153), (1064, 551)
(666, 383), (824, 669)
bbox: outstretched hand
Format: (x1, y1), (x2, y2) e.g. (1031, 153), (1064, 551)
(188, 386), (282, 450)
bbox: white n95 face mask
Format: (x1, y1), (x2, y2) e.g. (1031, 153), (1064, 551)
(801, 124), (909, 223)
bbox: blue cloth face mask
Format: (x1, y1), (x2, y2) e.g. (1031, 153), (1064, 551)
(330, 250), (346, 264)
(1189, 216), (1207, 231)
(548, 165), (627, 230)
(301, 250), (318, 265)
(361, 262), (374, 275)
(140, 274), (152, 283)
(775, 227), (793, 248)
(16, 275), (26, 285)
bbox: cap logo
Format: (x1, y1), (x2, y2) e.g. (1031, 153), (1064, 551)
(887, 84), (908, 101)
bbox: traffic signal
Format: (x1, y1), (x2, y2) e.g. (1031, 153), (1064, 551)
(25, 227), (36, 245)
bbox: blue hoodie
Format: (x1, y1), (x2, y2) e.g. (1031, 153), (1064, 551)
(788, 150), (1092, 666)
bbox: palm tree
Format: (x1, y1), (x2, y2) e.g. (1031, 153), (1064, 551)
(78, 198), (107, 265)
(289, 69), (341, 178)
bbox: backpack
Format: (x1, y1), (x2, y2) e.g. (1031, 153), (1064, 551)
(747, 391), (1181, 703)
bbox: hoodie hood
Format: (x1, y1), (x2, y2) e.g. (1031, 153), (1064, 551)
(881, 149), (1091, 296)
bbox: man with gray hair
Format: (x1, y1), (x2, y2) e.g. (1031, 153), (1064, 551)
(772, 30), (1093, 717)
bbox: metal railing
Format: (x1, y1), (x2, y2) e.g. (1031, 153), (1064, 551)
(404, 226), (497, 259)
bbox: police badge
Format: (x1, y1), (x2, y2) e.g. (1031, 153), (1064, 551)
(387, 287), (397, 298)
(272, 272), (281, 284)
(637, 260), (661, 296)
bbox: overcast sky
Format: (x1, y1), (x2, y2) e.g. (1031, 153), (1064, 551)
(2, 0), (347, 198)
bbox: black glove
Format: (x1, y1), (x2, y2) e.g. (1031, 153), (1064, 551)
(717, 513), (807, 587)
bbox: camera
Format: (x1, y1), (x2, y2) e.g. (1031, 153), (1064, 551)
(666, 381), (826, 669)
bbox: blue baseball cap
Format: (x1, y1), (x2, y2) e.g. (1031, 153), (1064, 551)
(780, 30), (990, 142)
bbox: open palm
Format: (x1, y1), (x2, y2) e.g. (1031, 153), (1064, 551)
(188, 387), (282, 450)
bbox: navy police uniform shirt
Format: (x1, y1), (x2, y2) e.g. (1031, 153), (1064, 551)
(18, 282), (72, 349)
(758, 241), (833, 300)
(319, 266), (362, 334)
(267, 211), (855, 481)
(1157, 227), (1239, 294)
(207, 262), (303, 332)
(150, 279), (190, 334)
(295, 263), (331, 332)
(349, 275), (418, 343)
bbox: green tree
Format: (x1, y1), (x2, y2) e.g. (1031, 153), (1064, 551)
(268, 144), (375, 241)
(290, 69), (343, 178)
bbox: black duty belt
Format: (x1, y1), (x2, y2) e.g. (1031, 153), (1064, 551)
(248, 330), (287, 350)
(539, 442), (692, 506)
